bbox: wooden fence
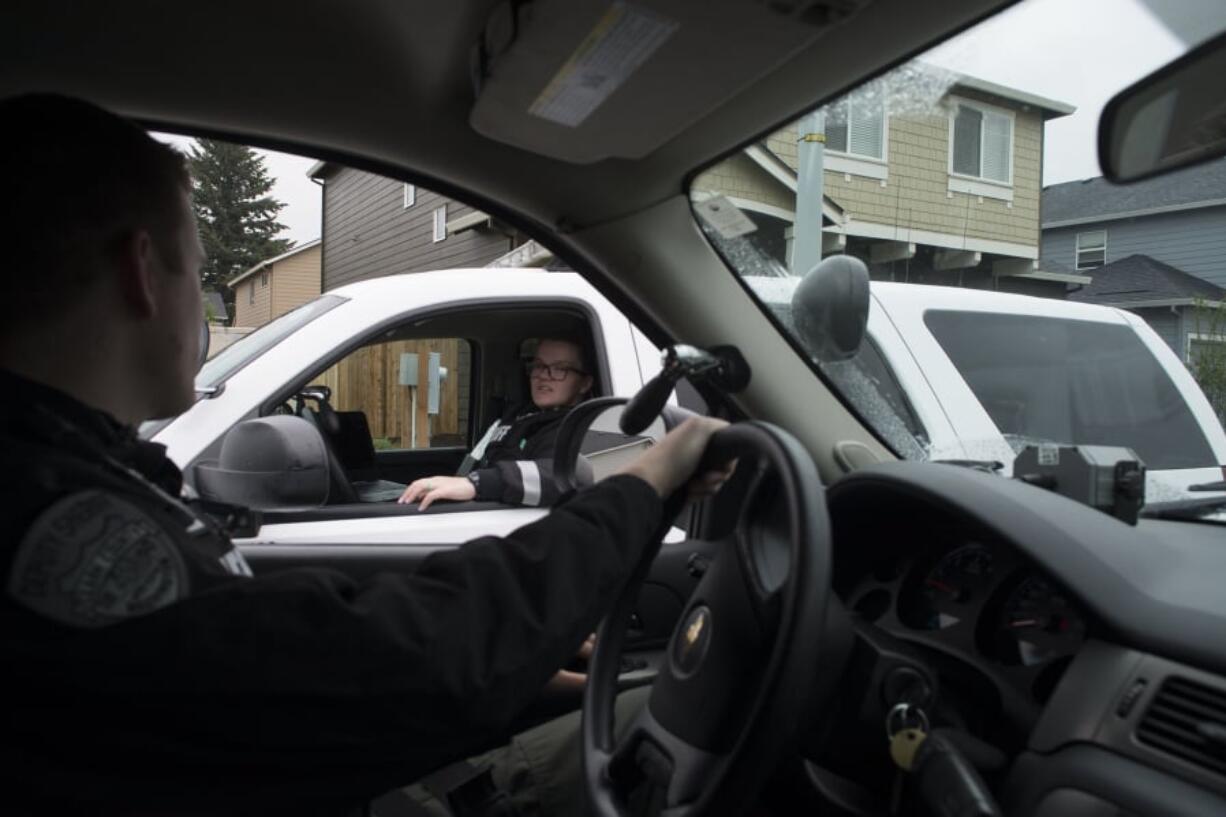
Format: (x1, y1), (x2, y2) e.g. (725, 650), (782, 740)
(316, 339), (467, 448)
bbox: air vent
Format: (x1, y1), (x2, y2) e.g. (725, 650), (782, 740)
(1136, 677), (1226, 778)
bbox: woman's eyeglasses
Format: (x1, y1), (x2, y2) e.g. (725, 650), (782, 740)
(525, 361), (586, 381)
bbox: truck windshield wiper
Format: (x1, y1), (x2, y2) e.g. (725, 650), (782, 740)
(1139, 495), (1226, 521)
(1188, 480), (1226, 492)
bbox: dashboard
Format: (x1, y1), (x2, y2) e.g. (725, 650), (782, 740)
(841, 529), (1092, 742)
(825, 462), (1226, 815)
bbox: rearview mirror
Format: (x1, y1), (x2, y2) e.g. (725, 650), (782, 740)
(1099, 29), (1226, 183)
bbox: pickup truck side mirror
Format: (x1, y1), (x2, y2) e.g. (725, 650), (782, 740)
(195, 416), (332, 510)
(792, 254), (870, 363)
(197, 318), (210, 372)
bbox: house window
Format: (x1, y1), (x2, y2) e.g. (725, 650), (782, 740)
(403, 183), (416, 208)
(260, 271), (269, 287)
(950, 100), (1013, 184)
(825, 98), (885, 161)
(248, 281), (255, 305)
(1075, 230), (1107, 269)
(1188, 334), (1226, 368)
(432, 205), (447, 242)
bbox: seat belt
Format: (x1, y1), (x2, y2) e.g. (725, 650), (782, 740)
(456, 419), (502, 476)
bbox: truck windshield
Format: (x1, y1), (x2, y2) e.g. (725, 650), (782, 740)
(196, 294), (347, 392)
(924, 311), (1216, 470)
(139, 294), (346, 440)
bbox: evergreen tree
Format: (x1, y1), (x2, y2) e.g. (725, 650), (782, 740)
(187, 139), (293, 306)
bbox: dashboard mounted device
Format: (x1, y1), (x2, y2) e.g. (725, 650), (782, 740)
(1013, 445), (1145, 525)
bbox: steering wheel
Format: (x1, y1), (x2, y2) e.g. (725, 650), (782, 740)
(580, 418), (848, 817)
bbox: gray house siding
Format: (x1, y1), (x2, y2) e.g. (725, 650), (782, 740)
(321, 167), (513, 291)
(1042, 205), (1226, 288)
(1130, 307), (1182, 356)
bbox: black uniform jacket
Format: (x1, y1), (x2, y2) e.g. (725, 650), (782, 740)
(0, 371), (663, 816)
(469, 404), (569, 507)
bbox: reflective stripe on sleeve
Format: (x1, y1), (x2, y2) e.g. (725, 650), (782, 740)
(517, 461), (542, 506)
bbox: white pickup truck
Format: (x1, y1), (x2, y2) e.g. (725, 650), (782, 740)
(748, 276), (1226, 502)
(155, 268), (1226, 546)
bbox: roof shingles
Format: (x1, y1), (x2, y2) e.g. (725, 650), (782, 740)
(1042, 157), (1226, 226)
(1069, 254), (1226, 305)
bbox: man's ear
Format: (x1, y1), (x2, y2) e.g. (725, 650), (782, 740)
(113, 229), (159, 319)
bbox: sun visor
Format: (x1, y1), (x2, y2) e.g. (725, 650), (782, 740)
(469, 0), (867, 164)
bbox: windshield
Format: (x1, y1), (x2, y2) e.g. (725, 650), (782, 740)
(925, 311), (1216, 469)
(196, 294), (346, 391)
(138, 294), (346, 440)
(691, 0), (1226, 496)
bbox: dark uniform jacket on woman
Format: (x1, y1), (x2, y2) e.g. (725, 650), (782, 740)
(466, 404), (571, 507)
(0, 370), (663, 816)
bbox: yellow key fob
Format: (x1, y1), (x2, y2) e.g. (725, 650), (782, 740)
(889, 727), (927, 772)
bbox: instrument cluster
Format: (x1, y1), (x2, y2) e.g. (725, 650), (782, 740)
(845, 538), (1089, 705)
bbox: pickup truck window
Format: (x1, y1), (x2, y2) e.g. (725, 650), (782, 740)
(924, 311), (1216, 470)
(313, 337), (473, 451)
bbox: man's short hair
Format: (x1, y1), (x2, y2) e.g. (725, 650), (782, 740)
(0, 94), (191, 327)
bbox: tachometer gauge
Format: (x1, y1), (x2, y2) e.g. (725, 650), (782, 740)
(909, 543), (996, 630)
(999, 576), (1086, 667)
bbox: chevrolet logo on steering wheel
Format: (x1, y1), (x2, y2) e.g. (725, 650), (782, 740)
(671, 605), (713, 678)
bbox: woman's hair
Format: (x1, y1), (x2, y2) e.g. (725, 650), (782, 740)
(535, 333), (594, 375)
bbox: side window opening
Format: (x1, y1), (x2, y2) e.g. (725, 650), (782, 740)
(273, 305), (605, 503)
(313, 337), (473, 454)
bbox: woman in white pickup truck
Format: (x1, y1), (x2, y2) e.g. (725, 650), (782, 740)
(397, 336), (594, 510)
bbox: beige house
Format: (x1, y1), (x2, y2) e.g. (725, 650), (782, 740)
(693, 71), (1084, 296)
(229, 240), (322, 328)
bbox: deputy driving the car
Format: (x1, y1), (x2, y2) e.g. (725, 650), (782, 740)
(0, 93), (729, 817)
(399, 335), (594, 510)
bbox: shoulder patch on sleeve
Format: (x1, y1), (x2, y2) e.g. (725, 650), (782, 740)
(7, 490), (190, 628)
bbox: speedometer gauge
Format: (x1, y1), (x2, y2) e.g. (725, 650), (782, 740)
(998, 576), (1086, 667)
(904, 543), (996, 630)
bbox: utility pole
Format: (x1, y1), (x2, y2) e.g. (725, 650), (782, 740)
(792, 110), (826, 277)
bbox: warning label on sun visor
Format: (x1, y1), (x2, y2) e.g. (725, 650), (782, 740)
(529, 2), (678, 128)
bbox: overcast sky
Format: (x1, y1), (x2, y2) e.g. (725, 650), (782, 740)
(156, 133), (322, 247)
(158, 0), (1221, 248)
(924, 0), (1189, 186)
